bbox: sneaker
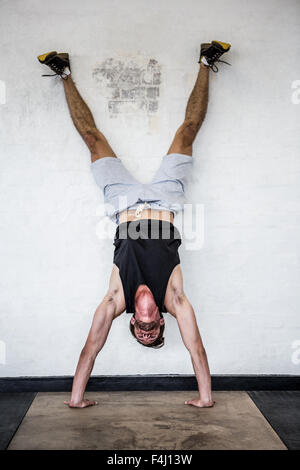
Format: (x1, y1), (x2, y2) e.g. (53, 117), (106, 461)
(37, 51), (70, 79)
(199, 41), (231, 72)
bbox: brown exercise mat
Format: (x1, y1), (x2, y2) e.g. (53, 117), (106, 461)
(8, 391), (286, 450)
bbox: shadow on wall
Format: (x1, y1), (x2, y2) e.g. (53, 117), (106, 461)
(93, 57), (161, 116)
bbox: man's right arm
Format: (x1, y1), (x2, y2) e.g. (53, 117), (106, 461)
(65, 267), (125, 408)
(64, 296), (115, 408)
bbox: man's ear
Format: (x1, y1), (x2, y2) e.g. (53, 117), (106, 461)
(159, 318), (165, 325)
(130, 316), (136, 325)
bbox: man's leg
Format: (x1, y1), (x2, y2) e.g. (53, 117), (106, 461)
(167, 63), (209, 156)
(62, 75), (117, 162)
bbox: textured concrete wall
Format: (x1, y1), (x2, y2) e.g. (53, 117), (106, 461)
(1, 0), (300, 377)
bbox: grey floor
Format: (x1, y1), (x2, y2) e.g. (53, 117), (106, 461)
(3, 391), (288, 450)
(0, 392), (36, 450)
(249, 391), (300, 450)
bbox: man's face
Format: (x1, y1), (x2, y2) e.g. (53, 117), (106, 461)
(130, 285), (164, 345)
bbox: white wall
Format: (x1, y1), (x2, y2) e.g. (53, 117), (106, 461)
(1, 0), (300, 377)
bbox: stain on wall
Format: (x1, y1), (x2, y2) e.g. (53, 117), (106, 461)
(93, 58), (161, 116)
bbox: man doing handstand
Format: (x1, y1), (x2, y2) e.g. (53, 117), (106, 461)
(37, 40), (231, 408)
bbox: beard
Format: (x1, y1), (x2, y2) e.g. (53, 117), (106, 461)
(134, 319), (160, 332)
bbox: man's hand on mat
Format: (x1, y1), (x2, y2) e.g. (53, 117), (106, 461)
(64, 399), (99, 408)
(184, 398), (215, 408)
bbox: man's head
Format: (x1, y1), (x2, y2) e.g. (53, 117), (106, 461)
(130, 285), (165, 348)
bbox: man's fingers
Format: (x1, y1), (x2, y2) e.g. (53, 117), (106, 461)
(184, 399), (215, 407)
(64, 399), (99, 408)
(86, 400), (99, 406)
(185, 399), (196, 405)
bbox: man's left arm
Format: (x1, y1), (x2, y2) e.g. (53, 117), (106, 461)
(176, 301), (214, 407)
(165, 266), (215, 408)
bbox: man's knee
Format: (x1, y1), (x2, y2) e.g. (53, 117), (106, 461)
(180, 120), (199, 144)
(83, 129), (116, 161)
(171, 120), (199, 152)
(83, 129), (104, 152)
